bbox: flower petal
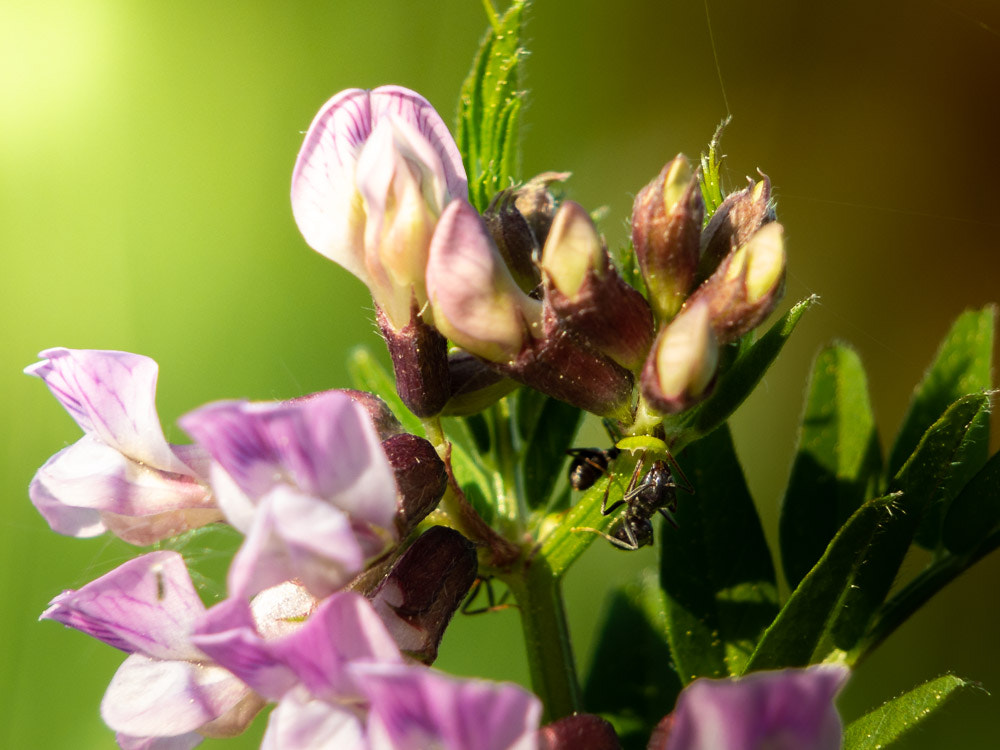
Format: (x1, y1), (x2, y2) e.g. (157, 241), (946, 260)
(225, 487), (368, 599)
(40, 551), (205, 660)
(102, 654), (251, 737)
(180, 391), (398, 531)
(369, 86), (467, 202)
(261, 687), (366, 750)
(291, 88), (373, 281)
(358, 663), (542, 750)
(426, 200), (542, 363)
(30, 434), (217, 543)
(26, 348), (185, 471)
(664, 665), (849, 750)
(116, 732), (204, 750)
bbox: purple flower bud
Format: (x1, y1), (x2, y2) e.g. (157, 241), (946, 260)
(514, 171), (572, 248)
(376, 302), (451, 418)
(538, 713), (622, 750)
(632, 155), (705, 321)
(641, 298), (719, 414)
(370, 525), (477, 663)
(687, 222), (786, 345)
(484, 190), (543, 297)
(653, 665), (849, 750)
(426, 199), (543, 363)
(380, 433), (448, 536)
(541, 201), (654, 370)
(440, 351), (519, 417)
(697, 173), (773, 284)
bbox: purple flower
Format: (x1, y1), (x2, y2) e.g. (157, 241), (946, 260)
(356, 663), (543, 750)
(26, 348), (220, 545)
(655, 665), (849, 750)
(291, 86), (467, 330)
(179, 390), (398, 598)
(40, 551), (267, 748)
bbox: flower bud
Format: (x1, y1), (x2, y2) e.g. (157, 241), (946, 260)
(641, 298), (719, 414)
(514, 171), (571, 248)
(687, 222), (786, 344)
(370, 525), (477, 663)
(537, 714), (622, 750)
(376, 302), (451, 418)
(631, 155), (705, 321)
(381, 432), (448, 536)
(426, 199), (543, 363)
(440, 351), (519, 417)
(541, 201), (654, 370)
(509, 312), (635, 419)
(697, 173), (773, 283)
(304, 389), (402, 440)
(484, 191), (542, 297)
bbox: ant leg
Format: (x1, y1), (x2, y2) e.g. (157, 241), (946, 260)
(656, 505), (679, 529)
(570, 525), (639, 550)
(461, 577), (517, 615)
(664, 451), (695, 495)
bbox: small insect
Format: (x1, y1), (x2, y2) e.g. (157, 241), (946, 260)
(565, 446), (620, 491)
(571, 436), (693, 550)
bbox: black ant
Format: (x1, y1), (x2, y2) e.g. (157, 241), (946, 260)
(566, 446), (620, 491)
(570, 436), (692, 551)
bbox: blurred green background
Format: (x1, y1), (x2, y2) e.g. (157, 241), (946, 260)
(3, 1), (999, 747)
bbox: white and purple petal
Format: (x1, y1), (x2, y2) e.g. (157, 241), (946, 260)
(180, 391), (398, 532)
(261, 687), (367, 750)
(358, 663), (542, 750)
(40, 551), (206, 660)
(102, 654), (252, 739)
(26, 348), (187, 472)
(664, 665), (849, 750)
(30, 435), (219, 543)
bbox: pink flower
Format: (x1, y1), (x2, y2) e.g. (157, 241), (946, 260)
(179, 390), (398, 598)
(26, 348), (219, 545)
(40, 552), (270, 748)
(654, 665), (849, 750)
(291, 86), (467, 330)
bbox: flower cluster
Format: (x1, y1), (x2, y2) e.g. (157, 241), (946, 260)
(29, 81), (840, 750)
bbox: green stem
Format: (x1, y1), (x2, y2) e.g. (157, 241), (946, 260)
(505, 557), (581, 721)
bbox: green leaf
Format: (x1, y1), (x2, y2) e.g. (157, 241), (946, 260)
(582, 570), (681, 747)
(456, 0), (529, 211)
(346, 346), (425, 437)
(887, 307), (994, 548)
(665, 296), (817, 451)
(943, 449), (1000, 555)
(519, 396), (584, 510)
(661, 425), (779, 681)
(840, 393), (990, 657)
(843, 674), (978, 750)
(780, 343), (882, 589)
(745, 494), (897, 671)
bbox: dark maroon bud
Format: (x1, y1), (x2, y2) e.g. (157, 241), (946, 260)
(338, 390), (403, 439)
(484, 191), (542, 297)
(537, 714), (622, 750)
(513, 171), (572, 248)
(381, 433), (447, 536)
(440, 351), (519, 417)
(504, 310), (634, 420)
(370, 525), (477, 664)
(376, 302), (450, 418)
(697, 172), (773, 283)
(631, 155), (704, 321)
